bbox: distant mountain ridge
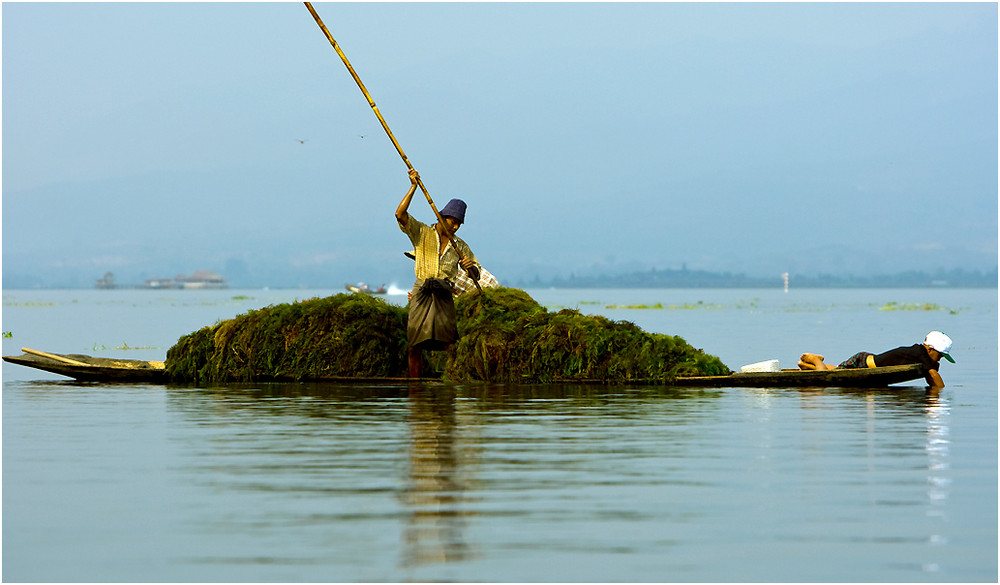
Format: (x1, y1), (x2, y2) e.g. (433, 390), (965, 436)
(518, 267), (998, 289)
(4, 257), (996, 290)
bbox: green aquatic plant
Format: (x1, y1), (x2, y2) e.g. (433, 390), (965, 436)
(166, 293), (409, 383)
(93, 342), (154, 351)
(605, 301), (726, 310)
(165, 288), (731, 384)
(673, 301), (725, 310)
(878, 302), (952, 312)
(434, 287), (730, 383)
(116, 342), (153, 351)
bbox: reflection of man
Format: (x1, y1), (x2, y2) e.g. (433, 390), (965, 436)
(922, 390), (949, 524)
(402, 389), (471, 566)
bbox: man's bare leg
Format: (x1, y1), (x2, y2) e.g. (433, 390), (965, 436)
(798, 353), (836, 371)
(408, 346), (423, 378)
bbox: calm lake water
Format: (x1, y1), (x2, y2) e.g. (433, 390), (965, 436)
(2, 287), (996, 582)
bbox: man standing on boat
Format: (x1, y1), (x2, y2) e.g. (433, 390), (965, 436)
(797, 330), (954, 387)
(396, 169), (482, 378)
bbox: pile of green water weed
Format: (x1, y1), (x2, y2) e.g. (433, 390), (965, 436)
(166, 293), (409, 383)
(166, 287), (730, 384)
(432, 287), (730, 383)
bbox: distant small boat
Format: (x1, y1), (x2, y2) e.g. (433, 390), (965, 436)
(345, 283), (386, 295)
(4, 348), (925, 388)
(143, 270), (227, 290)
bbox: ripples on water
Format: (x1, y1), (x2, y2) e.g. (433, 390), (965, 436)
(3, 379), (988, 582)
(3, 288), (996, 581)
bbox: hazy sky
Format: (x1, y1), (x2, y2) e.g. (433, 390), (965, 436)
(2, 2), (997, 288)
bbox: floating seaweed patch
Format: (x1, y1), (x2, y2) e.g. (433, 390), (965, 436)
(3, 301), (56, 307)
(93, 342), (156, 351)
(877, 301), (956, 313)
(165, 287), (731, 384)
(605, 301), (726, 310)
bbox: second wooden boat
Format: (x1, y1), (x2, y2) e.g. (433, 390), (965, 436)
(3, 348), (168, 383)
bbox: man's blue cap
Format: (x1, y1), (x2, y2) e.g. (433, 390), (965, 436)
(439, 199), (467, 224)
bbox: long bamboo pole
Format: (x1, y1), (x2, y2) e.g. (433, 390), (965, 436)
(304, 2), (480, 291)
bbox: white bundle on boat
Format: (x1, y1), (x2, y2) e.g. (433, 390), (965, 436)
(740, 359), (780, 373)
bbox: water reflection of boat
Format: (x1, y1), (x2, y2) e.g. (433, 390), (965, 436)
(345, 283), (386, 295)
(4, 347), (925, 388)
(673, 365), (924, 387)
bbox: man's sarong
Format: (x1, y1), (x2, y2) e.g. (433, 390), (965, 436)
(838, 351), (874, 369)
(408, 278), (457, 350)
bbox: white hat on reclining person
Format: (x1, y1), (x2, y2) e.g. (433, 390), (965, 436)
(924, 331), (955, 363)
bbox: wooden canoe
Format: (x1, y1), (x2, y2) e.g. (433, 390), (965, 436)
(3, 348), (168, 383)
(3, 348), (925, 387)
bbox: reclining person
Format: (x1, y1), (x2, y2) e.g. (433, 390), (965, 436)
(797, 331), (954, 387)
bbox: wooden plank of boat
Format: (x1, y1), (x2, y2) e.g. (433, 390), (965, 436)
(672, 364), (924, 388)
(3, 348), (168, 383)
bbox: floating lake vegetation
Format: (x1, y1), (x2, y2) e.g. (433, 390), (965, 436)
(877, 301), (962, 314)
(595, 297), (963, 314)
(92, 342), (156, 351)
(604, 301), (729, 310)
(165, 287), (731, 384)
